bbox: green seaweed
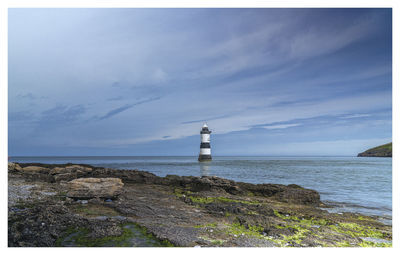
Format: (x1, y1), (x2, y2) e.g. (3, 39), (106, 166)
(225, 222), (265, 238)
(55, 223), (174, 247)
(194, 222), (217, 228)
(329, 222), (385, 239)
(188, 195), (260, 205)
(359, 240), (391, 247)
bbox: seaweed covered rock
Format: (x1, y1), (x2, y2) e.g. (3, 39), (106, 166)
(67, 178), (124, 199)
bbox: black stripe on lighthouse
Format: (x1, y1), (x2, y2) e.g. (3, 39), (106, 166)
(200, 143), (210, 148)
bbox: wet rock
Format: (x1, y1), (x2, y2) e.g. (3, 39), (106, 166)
(67, 178), (124, 199)
(273, 187), (320, 206)
(237, 182), (320, 206)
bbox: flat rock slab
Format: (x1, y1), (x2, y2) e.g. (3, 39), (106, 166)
(67, 178), (124, 199)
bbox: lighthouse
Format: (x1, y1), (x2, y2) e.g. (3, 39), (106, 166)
(198, 123), (212, 162)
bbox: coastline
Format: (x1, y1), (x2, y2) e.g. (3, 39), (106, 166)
(8, 162), (392, 247)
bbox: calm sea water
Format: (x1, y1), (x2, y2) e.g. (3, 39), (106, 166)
(9, 156), (392, 223)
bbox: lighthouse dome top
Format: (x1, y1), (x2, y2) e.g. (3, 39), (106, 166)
(200, 123), (211, 134)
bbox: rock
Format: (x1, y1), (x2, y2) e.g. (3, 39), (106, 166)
(273, 187), (321, 206)
(54, 173), (77, 182)
(66, 178), (124, 199)
(8, 162), (22, 171)
(65, 165), (93, 173)
(49, 167), (69, 175)
(21, 166), (49, 173)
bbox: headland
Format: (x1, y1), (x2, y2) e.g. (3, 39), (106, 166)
(358, 142), (392, 157)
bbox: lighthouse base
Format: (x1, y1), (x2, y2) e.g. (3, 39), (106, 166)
(198, 154), (212, 162)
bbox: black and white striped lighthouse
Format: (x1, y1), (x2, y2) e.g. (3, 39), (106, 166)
(198, 123), (212, 161)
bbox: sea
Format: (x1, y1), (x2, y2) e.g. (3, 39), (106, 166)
(9, 156), (392, 224)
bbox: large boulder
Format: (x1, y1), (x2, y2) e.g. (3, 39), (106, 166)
(8, 162), (22, 171)
(66, 178), (124, 199)
(21, 166), (49, 173)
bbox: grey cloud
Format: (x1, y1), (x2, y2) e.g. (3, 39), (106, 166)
(98, 97), (161, 120)
(9, 111), (34, 122)
(99, 104), (133, 120)
(107, 96), (124, 101)
(181, 114), (233, 124)
(38, 104), (86, 126)
(17, 93), (35, 100)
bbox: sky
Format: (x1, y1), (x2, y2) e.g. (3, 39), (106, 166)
(8, 8), (392, 156)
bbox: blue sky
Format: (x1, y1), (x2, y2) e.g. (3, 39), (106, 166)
(8, 8), (392, 156)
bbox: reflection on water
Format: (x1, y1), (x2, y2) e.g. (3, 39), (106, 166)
(200, 162), (211, 176)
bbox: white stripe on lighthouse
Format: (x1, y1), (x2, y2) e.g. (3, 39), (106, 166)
(201, 134), (210, 143)
(200, 148), (211, 155)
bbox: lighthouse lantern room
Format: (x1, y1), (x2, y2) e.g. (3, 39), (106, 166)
(198, 123), (212, 161)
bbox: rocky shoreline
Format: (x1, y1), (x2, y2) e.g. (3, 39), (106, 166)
(8, 162), (392, 247)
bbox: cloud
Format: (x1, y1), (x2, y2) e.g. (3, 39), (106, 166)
(181, 114), (233, 124)
(263, 123), (301, 130)
(7, 9), (392, 156)
(98, 97), (161, 120)
(151, 68), (168, 83)
(107, 96), (124, 101)
(33, 104), (86, 131)
(98, 104), (133, 120)
(340, 114), (371, 119)
(17, 93), (35, 100)
(9, 111), (34, 122)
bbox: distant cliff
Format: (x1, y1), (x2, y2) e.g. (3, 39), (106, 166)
(357, 142), (392, 157)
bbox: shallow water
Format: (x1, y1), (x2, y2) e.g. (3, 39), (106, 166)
(10, 156), (392, 221)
